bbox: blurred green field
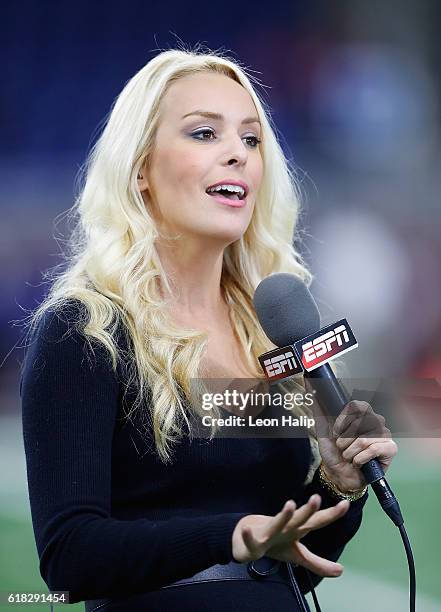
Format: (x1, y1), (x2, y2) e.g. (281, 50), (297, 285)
(1, 436), (440, 611)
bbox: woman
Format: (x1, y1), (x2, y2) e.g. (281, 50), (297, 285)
(20, 46), (397, 611)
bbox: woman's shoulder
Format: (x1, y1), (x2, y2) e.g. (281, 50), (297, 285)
(29, 297), (127, 346)
(26, 298), (90, 351)
(23, 296), (122, 372)
(20, 297), (122, 393)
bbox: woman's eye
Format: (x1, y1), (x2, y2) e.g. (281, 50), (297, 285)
(244, 135), (262, 148)
(191, 129), (216, 141)
(191, 129), (262, 148)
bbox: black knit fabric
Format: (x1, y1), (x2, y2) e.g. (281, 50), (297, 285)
(20, 301), (368, 607)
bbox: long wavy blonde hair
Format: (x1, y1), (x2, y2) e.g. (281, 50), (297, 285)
(22, 45), (319, 467)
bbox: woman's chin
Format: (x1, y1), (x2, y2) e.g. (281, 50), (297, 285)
(206, 228), (248, 245)
(188, 221), (249, 245)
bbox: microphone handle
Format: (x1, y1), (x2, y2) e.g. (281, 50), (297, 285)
(304, 364), (404, 526)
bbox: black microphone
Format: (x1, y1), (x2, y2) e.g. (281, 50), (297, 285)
(253, 273), (404, 526)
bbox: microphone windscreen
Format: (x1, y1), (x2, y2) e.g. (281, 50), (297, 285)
(253, 273), (321, 346)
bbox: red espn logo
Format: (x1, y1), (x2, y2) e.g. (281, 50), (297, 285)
(294, 319), (357, 371)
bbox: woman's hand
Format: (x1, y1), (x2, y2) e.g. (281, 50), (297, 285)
(232, 494), (350, 576)
(312, 399), (398, 492)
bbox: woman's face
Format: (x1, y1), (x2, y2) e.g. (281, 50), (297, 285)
(140, 72), (263, 245)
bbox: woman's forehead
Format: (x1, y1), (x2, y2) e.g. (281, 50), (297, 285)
(160, 72), (257, 121)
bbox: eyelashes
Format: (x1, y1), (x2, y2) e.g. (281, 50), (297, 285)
(190, 128), (262, 149)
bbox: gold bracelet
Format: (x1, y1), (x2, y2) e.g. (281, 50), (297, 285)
(318, 461), (368, 502)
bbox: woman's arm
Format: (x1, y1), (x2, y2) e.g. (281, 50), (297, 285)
(290, 388), (397, 594)
(20, 304), (248, 603)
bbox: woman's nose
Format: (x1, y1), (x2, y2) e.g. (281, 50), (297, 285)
(223, 136), (248, 166)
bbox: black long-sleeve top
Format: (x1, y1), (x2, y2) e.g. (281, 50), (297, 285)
(20, 301), (368, 605)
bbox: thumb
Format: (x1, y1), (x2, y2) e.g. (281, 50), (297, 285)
(293, 542), (344, 578)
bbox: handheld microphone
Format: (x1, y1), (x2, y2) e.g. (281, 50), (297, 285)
(253, 273), (403, 527)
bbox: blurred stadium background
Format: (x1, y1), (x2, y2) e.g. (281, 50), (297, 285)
(1, 0), (440, 610)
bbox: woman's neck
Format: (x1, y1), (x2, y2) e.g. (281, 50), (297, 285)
(155, 238), (229, 323)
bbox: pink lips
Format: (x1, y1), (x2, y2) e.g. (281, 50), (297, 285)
(206, 192), (247, 208)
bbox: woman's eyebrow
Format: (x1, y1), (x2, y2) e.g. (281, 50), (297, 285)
(181, 110), (261, 125)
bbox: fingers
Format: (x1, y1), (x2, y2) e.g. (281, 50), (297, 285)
(264, 499), (297, 542)
(281, 494), (322, 533)
(241, 526), (260, 555)
(295, 500), (350, 538)
(242, 523), (271, 557)
(333, 401), (386, 439)
(350, 440), (398, 468)
(245, 493), (350, 561)
(335, 426), (390, 453)
(242, 499), (297, 555)
(294, 541), (344, 578)
(340, 435), (394, 461)
(333, 400), (370, 437)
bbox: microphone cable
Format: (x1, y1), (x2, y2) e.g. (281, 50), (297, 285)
(398, 521), (416, 612)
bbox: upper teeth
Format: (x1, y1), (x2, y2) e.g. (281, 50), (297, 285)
(207, 184), (245, 198)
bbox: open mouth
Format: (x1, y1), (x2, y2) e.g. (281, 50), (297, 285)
(205, 185), (247, 201)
